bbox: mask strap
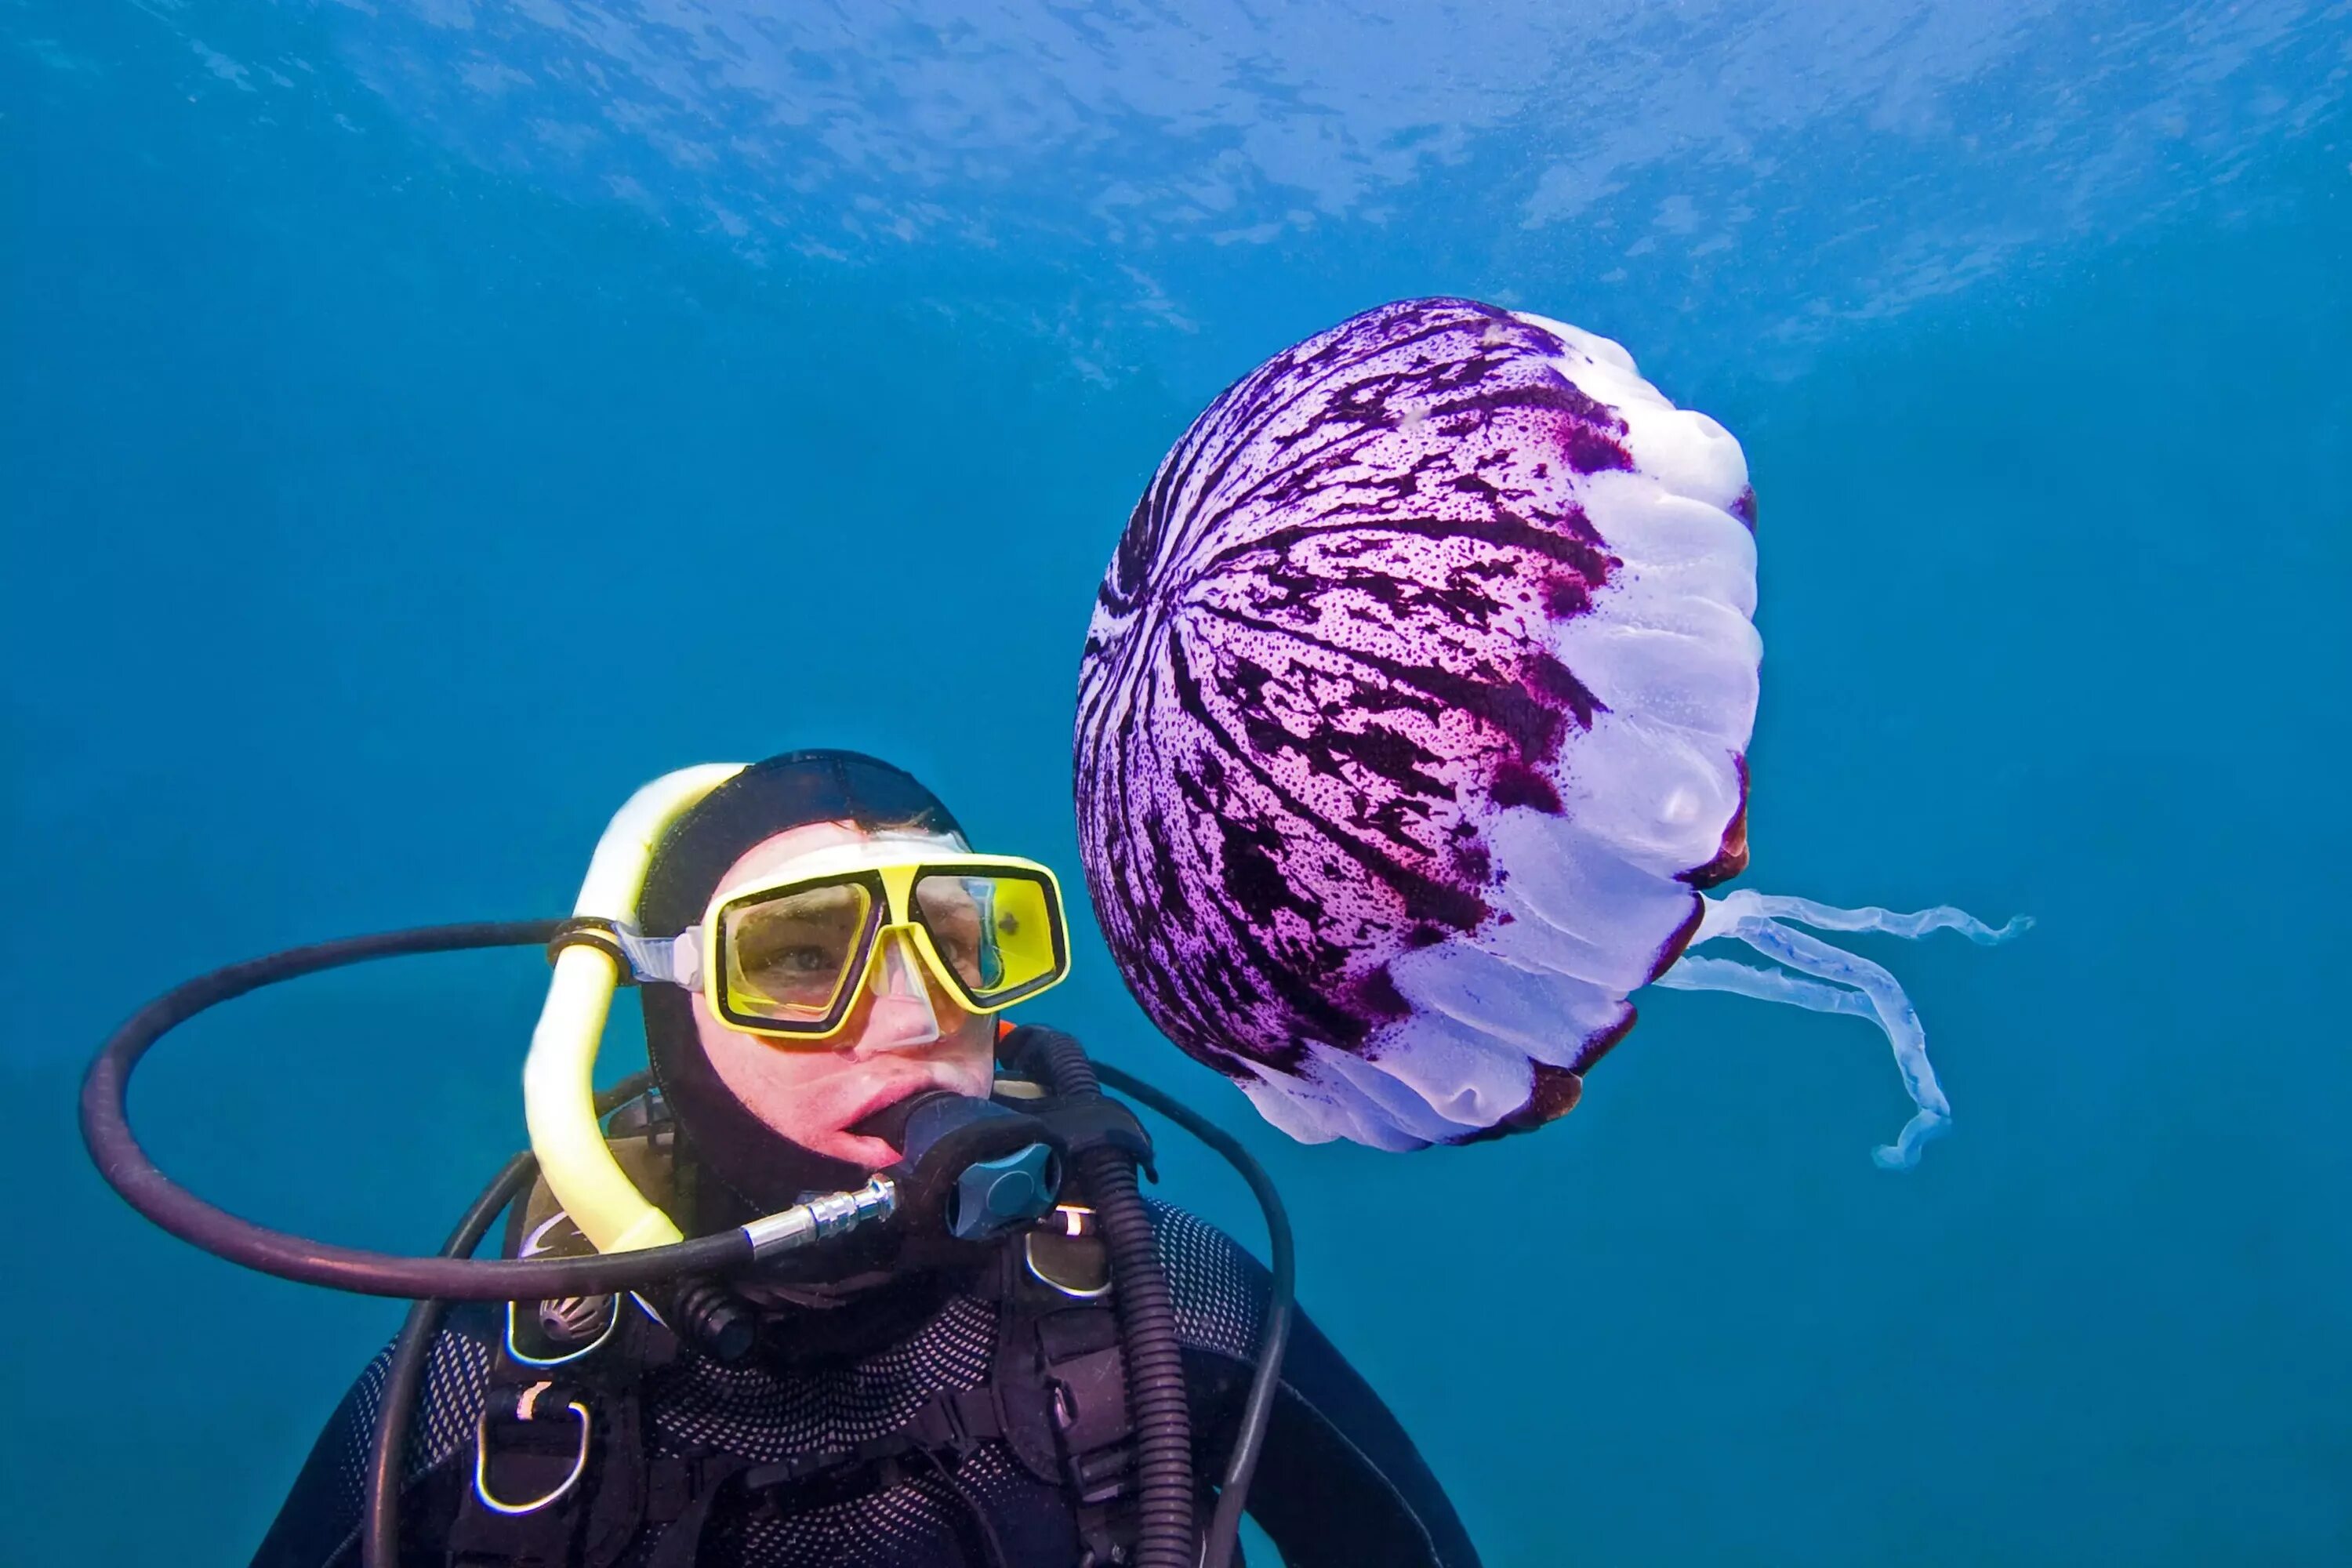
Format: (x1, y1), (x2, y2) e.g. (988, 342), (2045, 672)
(616, 924), (702, 991)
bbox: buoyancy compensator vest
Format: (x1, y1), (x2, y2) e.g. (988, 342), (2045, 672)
(445, 1061), (1163, 1568)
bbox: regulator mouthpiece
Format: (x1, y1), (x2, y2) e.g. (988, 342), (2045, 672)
(864, 1091), (1065, 1243)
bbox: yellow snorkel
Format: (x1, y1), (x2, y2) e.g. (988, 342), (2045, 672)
(522, 763), (746, 1254)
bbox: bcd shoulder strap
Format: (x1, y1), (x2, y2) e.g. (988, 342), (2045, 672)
(993, 1204), (1141, 1568)
(445, 1142), (677, 1568)
(445, 1295), (665, 1568)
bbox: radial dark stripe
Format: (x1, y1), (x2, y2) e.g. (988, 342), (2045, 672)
(1163, 631), (1490, 935)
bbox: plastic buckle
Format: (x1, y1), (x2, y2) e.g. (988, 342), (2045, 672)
(903, 1394), (982, 1460)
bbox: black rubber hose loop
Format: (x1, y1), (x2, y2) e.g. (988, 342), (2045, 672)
(78, 921), (755, 1298)
(1011, 1026), (1197, 1568)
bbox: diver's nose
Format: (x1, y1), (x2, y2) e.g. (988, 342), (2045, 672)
(850, 930), (943, 1055)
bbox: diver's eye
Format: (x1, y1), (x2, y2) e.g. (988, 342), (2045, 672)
(738, 941), (849, 998)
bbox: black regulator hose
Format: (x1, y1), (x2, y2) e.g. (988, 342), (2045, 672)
(363, 1152), (535, 1568)
(1094, 1062), (1295, 1568)
(361, 1073), (653, 1568)
(1008, 1025), (1196, 1568)
(78, 922), (758, 1298)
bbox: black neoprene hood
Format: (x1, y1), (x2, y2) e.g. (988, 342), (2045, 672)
(635, 750), (970, 1213)
(636, 749), (967, 938)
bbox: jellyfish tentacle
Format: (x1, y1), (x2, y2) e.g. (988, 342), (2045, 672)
(1708, 889), (2031, 944)
(1650, 953), (1874, 1016)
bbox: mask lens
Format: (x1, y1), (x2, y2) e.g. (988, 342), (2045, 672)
(914, 871), (1064, 1004)
(721, 881), (873, 1024)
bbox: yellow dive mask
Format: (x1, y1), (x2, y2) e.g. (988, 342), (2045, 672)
(621, 841), (1072, 1042)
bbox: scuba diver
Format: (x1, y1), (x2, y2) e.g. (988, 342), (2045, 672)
(82, 750), (1479, 1568)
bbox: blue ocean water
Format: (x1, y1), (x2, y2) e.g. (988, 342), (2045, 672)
(5, 2), (2347, 1563)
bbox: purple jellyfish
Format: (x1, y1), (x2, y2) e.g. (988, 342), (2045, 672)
(1074, 297), (2023, 1167)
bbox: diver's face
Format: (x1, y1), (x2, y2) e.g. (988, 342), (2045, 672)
(689, 821), (998, 1171)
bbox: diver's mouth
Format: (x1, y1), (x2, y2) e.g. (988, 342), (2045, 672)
(842, 1077), (957, 1156)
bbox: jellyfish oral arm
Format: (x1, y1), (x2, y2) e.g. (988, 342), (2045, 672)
(1696, 891), (2031, 945)
(1658, 891), (2032, 1170)
(1649, 954), (1875, 1016)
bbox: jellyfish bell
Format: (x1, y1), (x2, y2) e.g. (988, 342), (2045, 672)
(1074, 296), (2024, 1167)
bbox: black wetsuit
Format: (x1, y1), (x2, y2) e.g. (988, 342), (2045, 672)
(252, 1202), (1479, 1568)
